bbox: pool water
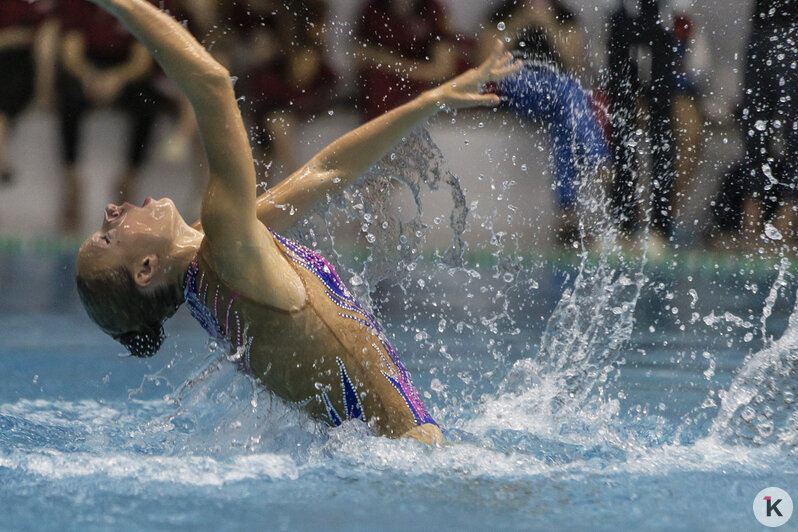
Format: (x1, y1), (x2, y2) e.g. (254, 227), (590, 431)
(2, 245), (797, 532)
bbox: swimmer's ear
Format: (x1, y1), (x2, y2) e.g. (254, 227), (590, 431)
(133, 254), (159, 288)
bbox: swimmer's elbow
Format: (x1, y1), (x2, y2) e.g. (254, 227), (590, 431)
(204, 65), (232, 87)
(189, 66), (235, 103)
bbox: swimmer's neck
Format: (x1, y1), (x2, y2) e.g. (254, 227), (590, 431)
(162, 225), (204, 291)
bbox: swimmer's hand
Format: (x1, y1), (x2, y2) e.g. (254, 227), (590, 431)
(427, 39), (521, 110)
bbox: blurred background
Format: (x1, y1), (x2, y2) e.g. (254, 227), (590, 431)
(5, 4), (798, 529)
(0, 0), (789, 258)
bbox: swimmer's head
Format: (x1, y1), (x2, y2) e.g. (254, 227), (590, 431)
(75, 198), (195, 357)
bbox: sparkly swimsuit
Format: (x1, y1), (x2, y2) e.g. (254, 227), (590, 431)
(183, 230), (437, 437)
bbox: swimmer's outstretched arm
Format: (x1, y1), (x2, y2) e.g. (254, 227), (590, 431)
(87, 0), (252, 197)
(259, 41), (521, 233)
(89, 0), (304, 309)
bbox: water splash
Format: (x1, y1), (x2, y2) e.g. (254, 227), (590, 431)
(709, 287), (798, 448)
(467, 61), (646, 426)
(464, 168), (646, 453)
(131, 344), (322, 457)
(286, 127), (468, 306)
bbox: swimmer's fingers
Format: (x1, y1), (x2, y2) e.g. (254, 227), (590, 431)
(490, 59), (523, 82)
(473, 93), (502, 107)
(478, 42), (522, 83)
(478, 39), (510, 75)
(432, 40), (516, 109)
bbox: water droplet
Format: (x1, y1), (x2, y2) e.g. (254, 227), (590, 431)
(764, 223), (783, 240)
(497, 21), (506, 31)
(754, 119), (767, 131)
(762, 163), (778, 184)
(757, 419), (774, 437)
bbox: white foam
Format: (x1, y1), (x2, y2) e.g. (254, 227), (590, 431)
(0, 450), (298, 485)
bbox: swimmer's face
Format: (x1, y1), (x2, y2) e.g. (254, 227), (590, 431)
(77, 198), (189, 284)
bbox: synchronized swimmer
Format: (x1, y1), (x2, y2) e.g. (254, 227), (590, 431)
(74, 0), (521, 445)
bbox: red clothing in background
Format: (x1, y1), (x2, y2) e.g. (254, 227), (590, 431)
(0, 0), (54, 118)
(246, 60), (336, 117)
(58, 0), (135, 62)
(228, 2), (336, 118)
(355, 0), (452, 119)
(0, 0), (53, 30)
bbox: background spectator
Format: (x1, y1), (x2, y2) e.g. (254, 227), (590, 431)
(355, 0), (460, 121)
(0, 1), (58, 185)
(707, 0), (798, 249)
(483, 0), (606, 246)
(739, 0), (798, 243)
(0, 0), (788, 257)
(56, 0), (158, 231)
(606, 0), (679, 247)
(669, 1), (711, 234)
(227, 0), (336, 183)
(482, 0), (584, 72)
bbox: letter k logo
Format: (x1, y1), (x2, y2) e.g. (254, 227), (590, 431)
(754, 487), (792, 527)
(765, 496), (784, 518)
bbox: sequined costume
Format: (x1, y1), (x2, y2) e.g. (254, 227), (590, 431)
(183, 230), (437, 437)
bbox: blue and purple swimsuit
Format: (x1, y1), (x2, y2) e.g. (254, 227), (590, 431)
(183, 230), (437, 437)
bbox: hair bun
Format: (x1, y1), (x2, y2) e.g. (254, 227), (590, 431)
(117, 325), (166, 358)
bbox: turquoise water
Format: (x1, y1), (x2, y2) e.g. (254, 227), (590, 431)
(2, 248), (798, 531)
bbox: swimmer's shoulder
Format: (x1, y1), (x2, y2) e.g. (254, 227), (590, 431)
(199, 229), (306, 311)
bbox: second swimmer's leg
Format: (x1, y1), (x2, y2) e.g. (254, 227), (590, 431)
(400, 423), (444, 445)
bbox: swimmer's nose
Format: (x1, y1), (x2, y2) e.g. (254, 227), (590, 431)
(105, 204), (121, 223)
